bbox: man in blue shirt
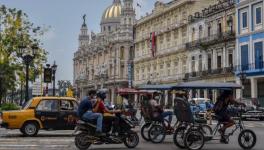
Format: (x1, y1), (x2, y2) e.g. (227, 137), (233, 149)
(78, 90), (104, 136)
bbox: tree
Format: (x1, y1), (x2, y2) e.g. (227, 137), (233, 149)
(0, 5), (48, 105)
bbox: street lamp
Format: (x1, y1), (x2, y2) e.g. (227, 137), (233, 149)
(239, 71), (247, 87)
(51, 61), (57, 96)
(18, 43), (38, 102)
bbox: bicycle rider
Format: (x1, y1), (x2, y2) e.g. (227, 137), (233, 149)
(213, 90), (245, 143)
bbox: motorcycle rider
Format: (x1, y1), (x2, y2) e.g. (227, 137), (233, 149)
(93, 91), (121, 135)
(77, 90), (104, 136)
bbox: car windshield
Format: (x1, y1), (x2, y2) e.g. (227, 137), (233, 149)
(22, 99), (33, 110)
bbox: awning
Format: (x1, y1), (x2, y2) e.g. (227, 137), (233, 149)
(172, 81), (242, 89)
(117, 88), (141, 94)
(136, 84), (175, 90)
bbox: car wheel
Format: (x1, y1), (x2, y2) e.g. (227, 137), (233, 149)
(21, 122), (39, 137)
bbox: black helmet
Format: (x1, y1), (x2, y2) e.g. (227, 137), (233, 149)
(96, 91), (106, 100)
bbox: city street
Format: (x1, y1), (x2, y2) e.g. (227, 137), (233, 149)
(0, 121), (264, 150)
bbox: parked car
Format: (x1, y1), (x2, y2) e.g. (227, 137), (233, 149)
(242, 110), (264, 121)
(0, 97), (78, 136)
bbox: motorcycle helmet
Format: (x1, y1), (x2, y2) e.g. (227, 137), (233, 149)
(96, 91), (106, 100)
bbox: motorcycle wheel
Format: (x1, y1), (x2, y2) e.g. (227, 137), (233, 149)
(238, 129), (256, 150)
(173, 126), (186, 149)
(148, 124), (166, 144)
(141, 122), (152, 141)
(75, 132), (92, 150)
(124, 131), (139, 148)
(184, 130), (204, 150)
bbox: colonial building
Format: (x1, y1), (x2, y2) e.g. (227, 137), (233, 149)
(73, 0), (135, 103)
(235, 0), (264, 106)
(133, 0), (217, 106)
(186, 0), (236, 101)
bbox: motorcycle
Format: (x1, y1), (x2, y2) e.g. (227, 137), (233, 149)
(74, 113), (139, 150)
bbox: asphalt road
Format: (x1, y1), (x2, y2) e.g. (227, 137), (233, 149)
(0, 121), (264, 150)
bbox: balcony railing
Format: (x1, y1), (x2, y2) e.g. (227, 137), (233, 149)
(184, 67), (234, 80)
(235, 62), (264, 72)
(186, 31), (235, 50)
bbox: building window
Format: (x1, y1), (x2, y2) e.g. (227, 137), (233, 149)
(192, 28), (195, 41)
(199, 25), (203, 39)
(208, 25), (211, 36)
(129, 18), (132, 24)
(174, 30), (178, 39)
(241, 45), (249, 70)
(242, 11), (248, 28)
(217, 55), (222, 69)
(208, 54), (212, 71)
(174, 60), (178, 75)
(255, 7), (262, 25)
(108, 26), (111, 32)
(228, 52), (233, 67)
(120, 47), (125, 60)
(254, 42), (263, 69)
(182, 27), (187, 37)
(198, 55), (202, 71)
(218, 21), (222, 34)
(191, 56), (195, 72)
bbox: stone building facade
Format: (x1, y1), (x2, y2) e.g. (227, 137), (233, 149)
(133, 0), (217, 106)
(73, 0), (135, 103)
(235, 0), (264, 106)
(185, 0), (236, 101)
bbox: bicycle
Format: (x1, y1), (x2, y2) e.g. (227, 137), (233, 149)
(184, 105), (257, 150)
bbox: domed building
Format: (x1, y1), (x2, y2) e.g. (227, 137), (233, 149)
(73, 0), (135, 103)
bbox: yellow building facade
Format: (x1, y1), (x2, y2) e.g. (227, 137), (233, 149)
(133, 0), (218, 106)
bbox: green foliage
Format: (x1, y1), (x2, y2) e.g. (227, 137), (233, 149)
(0, 103), (20, 111)
(0, 5), (49, 104)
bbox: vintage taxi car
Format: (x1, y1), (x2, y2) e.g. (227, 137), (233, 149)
(0, 97), (79, 136)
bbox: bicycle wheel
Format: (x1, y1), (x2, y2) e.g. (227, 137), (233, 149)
(200, 124), (213, 137)
(238, 129), (257, 150)
(184, 130), (205, 150)
(141, 122), (152, 141)
(148, 124), (166, 144)
(173, 126), (186, 149)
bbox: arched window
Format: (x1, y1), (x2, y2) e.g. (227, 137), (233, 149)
(199, 25), (203, 39)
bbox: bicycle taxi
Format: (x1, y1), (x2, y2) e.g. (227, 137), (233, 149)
(116, 88), (152, 126)
(137, 84), (210, 144)
(171, 82), (257, 150)
(136, 84), (177, 143)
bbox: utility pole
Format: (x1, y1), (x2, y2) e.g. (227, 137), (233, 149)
(114, 46), (117, 105)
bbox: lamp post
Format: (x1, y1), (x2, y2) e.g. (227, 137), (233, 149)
(18, 44), (38, 102)
(51, 61), (57, 96)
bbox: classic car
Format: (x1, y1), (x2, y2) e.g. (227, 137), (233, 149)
(0, 97), (78, 136)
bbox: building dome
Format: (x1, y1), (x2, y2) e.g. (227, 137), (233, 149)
(101, 0), (122, 32)
(103, 1), (121, 20)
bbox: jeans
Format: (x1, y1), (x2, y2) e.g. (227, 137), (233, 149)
(161, 111), (173, 124)
(82, 111), (103, 132)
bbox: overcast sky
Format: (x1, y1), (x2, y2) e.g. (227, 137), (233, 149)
(1, 0), (170, 83)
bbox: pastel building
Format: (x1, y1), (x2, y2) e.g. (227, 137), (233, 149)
(236, 0), (264, 105)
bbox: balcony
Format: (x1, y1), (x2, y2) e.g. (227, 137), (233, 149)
(235, 62), (264, 74)
(186, 31), (235, 50)
(184, 67), (234, 80)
